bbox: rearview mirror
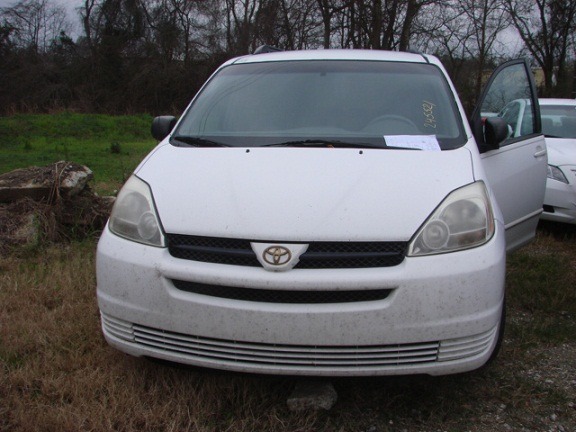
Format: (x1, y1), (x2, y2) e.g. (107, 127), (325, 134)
(151, 116), (177, 141)
(483, 117), (509, 151)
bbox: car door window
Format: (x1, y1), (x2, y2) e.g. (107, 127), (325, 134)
(520, 105), (534, 136)
(475, 61), (540, 147)
(500, 101), (520, 136)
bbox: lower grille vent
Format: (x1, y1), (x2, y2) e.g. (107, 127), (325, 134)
(172, 280), (392, 304)
(101, 313), (497, 372)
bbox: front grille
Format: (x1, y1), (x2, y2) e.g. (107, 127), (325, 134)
(171, 280), (392, 303)
(101, 313), (498, 371)
(167, 235), (258, 266)
(299, 241), (405, 268)
(166, 234), (406, 269)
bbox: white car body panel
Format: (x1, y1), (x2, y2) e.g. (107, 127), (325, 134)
(543, 142), (576, 223)
(538, 99), (576, 224)
(481, 135), (548, 250)
(547, 139), (576, 166)
(139, 146), (475, 241)
(224, 48), (437, 66)
(476, 64), (548, 249)
(96, 49), (546, 376)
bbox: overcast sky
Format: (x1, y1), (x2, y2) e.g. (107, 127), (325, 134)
(0, 0), (81, 17)
(0, 0), (82, 36)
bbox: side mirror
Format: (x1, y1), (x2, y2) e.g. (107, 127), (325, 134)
(151, 116), (177, 141)
(483, 117), (509, 151)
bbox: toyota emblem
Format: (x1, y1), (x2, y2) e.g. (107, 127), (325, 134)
(263, 246), (292, 265)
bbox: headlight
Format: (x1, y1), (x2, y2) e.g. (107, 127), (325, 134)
(108, 175), (165, 247)
(408, 182), (495, 256)
(547, 165), (569, 184)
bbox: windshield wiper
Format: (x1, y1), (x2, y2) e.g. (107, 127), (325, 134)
(544, 134), (562, 138)
(171, 135), (230, 147)
(263, 139), (421, 150)
(263, 139), (383, 149)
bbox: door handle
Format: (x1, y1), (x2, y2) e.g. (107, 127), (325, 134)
(534, 148), (547, 158)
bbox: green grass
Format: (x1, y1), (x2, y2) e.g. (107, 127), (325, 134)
(0, 113), (156, 194)
(506, 223), (576, 345)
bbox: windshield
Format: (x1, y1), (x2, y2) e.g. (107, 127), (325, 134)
(540, 104), (576, 139)
(173, 60), (466, 150)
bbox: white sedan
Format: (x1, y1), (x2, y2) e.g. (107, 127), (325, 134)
(540, 98), (576, 224)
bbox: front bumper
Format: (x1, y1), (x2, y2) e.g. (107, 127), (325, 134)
(541, 169), (576, 224)
(96, 223), (506, 376)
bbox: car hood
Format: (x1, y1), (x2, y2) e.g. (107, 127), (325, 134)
(136, 145), (475, 241)
(546, 138), (576, 166)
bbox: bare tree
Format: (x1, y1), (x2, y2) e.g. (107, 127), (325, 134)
(455, 0), (510, 98)
(336, 0), (437, 50)
(407, 1), (453, 53)
(79, 0), (97, 50)
(315, 0), (349, 49)
(283, 0), (323, 49)
(505, 0), (576, 96)
(397, 0), (433, 51)
(0, 0), (70, 53)
(225, 0), (260, 54)
(254, 0), (321, 49)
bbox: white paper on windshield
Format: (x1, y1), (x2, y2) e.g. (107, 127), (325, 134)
(383, 135), (441, 151)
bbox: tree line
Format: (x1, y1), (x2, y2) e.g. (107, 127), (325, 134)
(1, 0), (575, 116)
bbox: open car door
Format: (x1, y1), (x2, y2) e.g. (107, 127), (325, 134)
(471, 59), (547, 252)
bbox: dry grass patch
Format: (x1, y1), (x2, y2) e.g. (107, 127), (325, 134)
(1, 226), (575, 431)
(0, 244), (315, 431)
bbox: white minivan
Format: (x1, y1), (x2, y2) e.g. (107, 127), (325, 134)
(96, 49), (547, 376)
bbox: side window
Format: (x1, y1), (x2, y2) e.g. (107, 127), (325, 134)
(520, 105), (534, 136)
(499, 102), (520, 135)
(473, 60), (541, 149)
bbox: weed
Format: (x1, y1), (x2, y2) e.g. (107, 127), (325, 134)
(110, 142), (122, 154)
(54, 140), (70, 160)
